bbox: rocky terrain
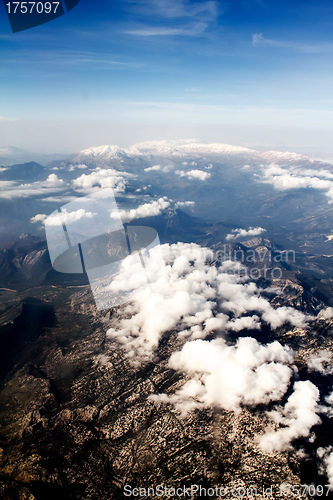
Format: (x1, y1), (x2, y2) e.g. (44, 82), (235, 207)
(0, 254), (333, 499)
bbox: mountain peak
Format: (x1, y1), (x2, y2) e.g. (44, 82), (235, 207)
(79, 145), (121, 157)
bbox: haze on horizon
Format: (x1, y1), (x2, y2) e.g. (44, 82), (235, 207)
(1, 0), (333, 155)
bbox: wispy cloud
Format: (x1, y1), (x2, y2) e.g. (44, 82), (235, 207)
(127, 0), (218, 20)
(0, 116), (20, 122)
(5, 50), (142, 69)
(124, 0), (218, 38)
(252, 33), (333, 54)
(0, 174), (65, 200)
(124, 22), (207, 37)
(252, 0), (267, 7)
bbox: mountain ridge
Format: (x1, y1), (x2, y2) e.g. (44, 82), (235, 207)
(76, 140), (326, 165)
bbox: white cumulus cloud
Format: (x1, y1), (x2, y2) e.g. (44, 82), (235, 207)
(30, 213), (47, 224)
(175, 201), (195, 208)
(111, 197), (170, 221)
(259, 381), (321, 453)
(73, 168), (130, 193)
(105, 243), (310, 362)
(151, 337), (294, 413)
(257, 163), (333, 203)
(319, 307), (333, 320)
(144, 164), (174, 173)
(226, 227), (266, 241)
(44, 208), (96, 227)
(175, 169), (211, 181)
(307, 350), (333, 375)
(317, 448), (333, 488)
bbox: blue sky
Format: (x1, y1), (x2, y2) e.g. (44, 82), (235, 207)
(1, 0), (333, 153)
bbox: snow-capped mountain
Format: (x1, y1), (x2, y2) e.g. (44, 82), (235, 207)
(75, 140), (320, 164)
